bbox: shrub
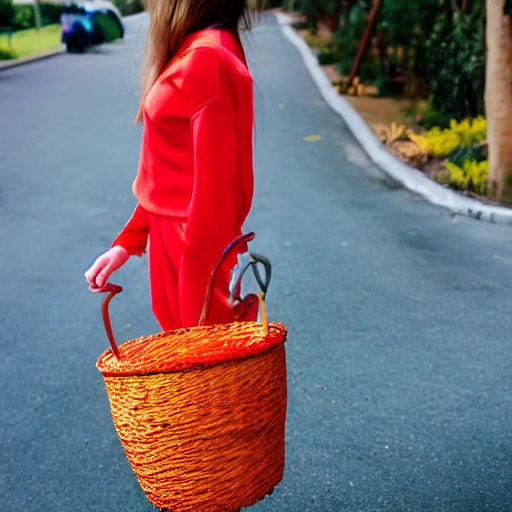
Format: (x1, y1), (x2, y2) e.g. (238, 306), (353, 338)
(448, 116), (486, 147)
(0, 46), (16, 59)
(439, 160), (488, 196)
(375, 76), (404, 97)
(408, 116), (487, 158)
(40, 3), (64, 25)
(11, 5), (33, 30)
(111, 0), (144, 16)
(333, 31), (359, 75)
(424, 6), (485, 121)
(408, 127), (460, 157)
(318, 48), (334, 64)
(0, 0), (14, 26)
(448, 145), (486, 168)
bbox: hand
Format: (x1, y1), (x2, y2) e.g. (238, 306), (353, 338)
(85, 246), (129, 292)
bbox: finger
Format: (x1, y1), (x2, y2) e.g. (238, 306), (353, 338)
(95, 260), (117, 288)
(85, 255), (109, 285)
(85, 267), (99, 286)
(89, 283), (111, 293)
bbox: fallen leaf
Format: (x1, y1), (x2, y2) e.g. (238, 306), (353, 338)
(303, 134), (321, 142)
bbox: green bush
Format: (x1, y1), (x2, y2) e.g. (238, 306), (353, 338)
(0, 0), (13, 26)
(440, 159), (488, 196)
(40, 3), (64, 25)
(0, 45), (16, 59)
(11, 5), (33, 30)
(417, 105), (451, 130)
(111, 0), (144, 16)
(380, 0), (440, 47)
(375, 76), (404, 97)
(333, 31), (359, 75)
(448, 145), (486, 167)
(9, 3), (64, 30)
(318, 48), (334, 65)
(424, 5), (485, 122)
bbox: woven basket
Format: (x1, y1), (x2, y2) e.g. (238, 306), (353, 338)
(96, 233), (287, 511)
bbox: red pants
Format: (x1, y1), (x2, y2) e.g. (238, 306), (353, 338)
(146, 212), (239, 331)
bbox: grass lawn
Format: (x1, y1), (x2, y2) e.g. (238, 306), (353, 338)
(0, 24), (62, 58)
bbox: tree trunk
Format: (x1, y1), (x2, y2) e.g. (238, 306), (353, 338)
(33, 0), (42, 32)
(485, 0), (512, 202)
(344, 0), (382, 92)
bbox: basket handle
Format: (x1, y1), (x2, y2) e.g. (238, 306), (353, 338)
(199, 233), (272, 332)
(100, 232), (270, 358)
(100, 283), (123, 359)
(198, 232), (255, 326)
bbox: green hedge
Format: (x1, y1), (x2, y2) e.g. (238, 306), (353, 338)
(0, 46), (16, 59)
(0, 0), (13, 26)
(111, 0), (144, 16)
(3, 2), (65, 31)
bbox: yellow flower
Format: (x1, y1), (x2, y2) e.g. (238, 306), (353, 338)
(408, 117), (487, 158)
(444, 160), (488, 195)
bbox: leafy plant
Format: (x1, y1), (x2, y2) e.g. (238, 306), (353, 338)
(439, 159), (488, 196)
(374, 122), (407, 145)
(0, 45), (16, 59)
(447, 116), (486, 146)
(380, 0), (440, 47)
(407, 116), (487, 158)
(11, 5), (33, 30)
(408, 128), (460, 157)
(375, 76), (404, 97)
(447, 144), (486, 167)
(318, 48), (334, 64)
(111, 0), (144, 16)
(423, 4), (485, 121)
(0, 0), (13, 26)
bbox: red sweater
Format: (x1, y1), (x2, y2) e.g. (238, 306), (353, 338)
(112, 29), (254, 318)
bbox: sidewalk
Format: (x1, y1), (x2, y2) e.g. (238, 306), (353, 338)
(273, 10), (512, 227)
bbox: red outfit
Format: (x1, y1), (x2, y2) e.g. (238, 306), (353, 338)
(112, 28), (254, 330)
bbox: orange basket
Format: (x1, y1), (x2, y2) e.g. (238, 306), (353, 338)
(96, 233), (288, 512)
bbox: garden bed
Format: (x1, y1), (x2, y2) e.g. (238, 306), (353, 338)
(287, 16), (510, 208)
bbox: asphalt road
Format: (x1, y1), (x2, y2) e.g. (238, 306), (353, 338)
(1, 12), (512, 512)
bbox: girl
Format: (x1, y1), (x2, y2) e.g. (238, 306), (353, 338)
(85, 0), (264, 330)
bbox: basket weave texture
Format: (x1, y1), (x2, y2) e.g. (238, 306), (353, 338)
(97, 321), (287, 512)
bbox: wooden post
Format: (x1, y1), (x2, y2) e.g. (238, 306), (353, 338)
(344, 0), (382, 93)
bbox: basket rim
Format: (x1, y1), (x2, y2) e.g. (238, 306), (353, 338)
(96, 321), (287, 377)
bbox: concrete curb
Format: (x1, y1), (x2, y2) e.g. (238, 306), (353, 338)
(274, 11), (512, 226)
(0, 46), (66, 71)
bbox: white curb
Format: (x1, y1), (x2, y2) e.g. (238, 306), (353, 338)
(275, 11), (512, 226)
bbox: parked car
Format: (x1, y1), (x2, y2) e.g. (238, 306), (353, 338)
(61, 1), (124, 53)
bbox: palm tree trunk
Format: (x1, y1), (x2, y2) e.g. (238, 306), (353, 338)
(485, 0), (512, 202)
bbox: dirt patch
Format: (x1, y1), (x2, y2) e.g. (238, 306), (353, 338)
(345, 95), (428, 129)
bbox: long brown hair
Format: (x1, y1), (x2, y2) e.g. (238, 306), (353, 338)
(135, 0), (265, 124)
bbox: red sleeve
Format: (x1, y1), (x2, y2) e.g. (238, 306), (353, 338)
(179, 99), (241, 326)
(111, 203), (149, 257)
